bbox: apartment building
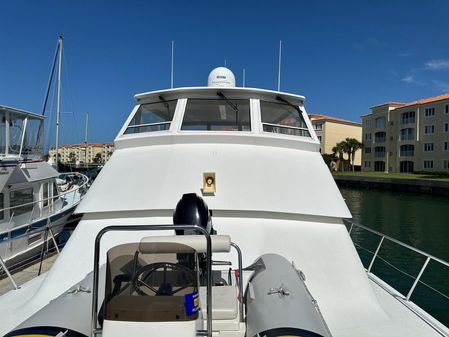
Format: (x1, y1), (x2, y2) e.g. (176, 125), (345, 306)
(361, 93), (449, 172)
(48, 142), (114, 164)
(309, 114), (363, 167)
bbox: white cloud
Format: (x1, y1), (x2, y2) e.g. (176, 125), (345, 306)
(401, 75), (415, 83)
(433, 80), (449, 92)
(425, 59), (449, 71)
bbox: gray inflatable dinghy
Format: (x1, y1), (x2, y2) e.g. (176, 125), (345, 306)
(245, 253), (332, 337)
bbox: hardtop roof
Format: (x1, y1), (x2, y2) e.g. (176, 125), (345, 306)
(134, 86), (306, 104)
(0, 105), (44, 120)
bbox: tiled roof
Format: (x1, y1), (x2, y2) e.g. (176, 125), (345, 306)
(56, 142), (114, 148)
(308, 114), (362, 127)
(371, 93), (449, 110)
(371, 102), (407, 108)
(400, 92), (449, 108)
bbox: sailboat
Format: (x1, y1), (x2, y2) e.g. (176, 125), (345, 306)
(0, 35), (88, 276)
(0, 67), (448, 337)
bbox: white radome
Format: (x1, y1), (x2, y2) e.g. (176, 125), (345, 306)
(207, 67), (236, 87)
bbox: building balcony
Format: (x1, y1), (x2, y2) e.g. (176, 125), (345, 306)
(399, 151), (414, 157)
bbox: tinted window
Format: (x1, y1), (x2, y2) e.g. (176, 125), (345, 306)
(182, 99), (251, 131)
(260, 101), (310, 137)
(125, 100), (177, 134)
(10, 188), (33, 216)
(0, 193), (3, 220)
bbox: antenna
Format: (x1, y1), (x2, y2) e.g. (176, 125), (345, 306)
(84, 112), (88, 167)
(277, 40), (282, 92)
(242, 68), (246, 87)
(171, 41), (174, 88)
(224, 59), (227, 67)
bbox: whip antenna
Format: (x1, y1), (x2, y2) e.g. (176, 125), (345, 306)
(277, 40), (282, 91)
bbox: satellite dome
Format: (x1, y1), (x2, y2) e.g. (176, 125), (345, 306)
(207, 67), (236, 87)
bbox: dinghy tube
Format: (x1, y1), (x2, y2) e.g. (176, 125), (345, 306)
(245, 253), (332, 337)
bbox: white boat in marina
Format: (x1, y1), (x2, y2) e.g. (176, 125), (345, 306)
(1, 67), (448, 337)
(0, 105), (88, 276)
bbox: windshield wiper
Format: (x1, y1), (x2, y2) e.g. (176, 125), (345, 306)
(217, 92), (239, 113)
(158, 95), (170, 111)
(217, 92), (242, 130)
(276, 96), (303, 114)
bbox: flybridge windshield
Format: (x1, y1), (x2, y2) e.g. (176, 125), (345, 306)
(125, 100), (177, 134)
(122, 95), (312, 138)
(181, 99), (251, 131)
(0, 111), (44, 157)
(260, 100), (310, 137)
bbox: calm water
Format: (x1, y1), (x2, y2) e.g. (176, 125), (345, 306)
(340, 187), (449, 326)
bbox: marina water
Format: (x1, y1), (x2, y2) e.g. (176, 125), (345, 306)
(340, 187), (449, 326)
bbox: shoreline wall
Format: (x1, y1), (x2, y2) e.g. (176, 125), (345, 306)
(333, 175), (449, 196)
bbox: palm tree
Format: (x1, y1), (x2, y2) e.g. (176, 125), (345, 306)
(344, 138), (363, 171)
(332, 142), (346, 171)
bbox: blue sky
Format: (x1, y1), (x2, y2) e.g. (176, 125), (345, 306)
(1, 1), (449, 147)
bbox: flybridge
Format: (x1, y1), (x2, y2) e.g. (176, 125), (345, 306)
(0, 105), (44, 160)
(117, 68), (314, 147)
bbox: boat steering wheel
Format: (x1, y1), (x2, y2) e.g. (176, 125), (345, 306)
(132, 262), (196, 296)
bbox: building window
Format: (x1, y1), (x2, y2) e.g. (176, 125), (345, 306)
(364, 133), (371, 141)
(424, 143), (434, 152)
(444, 141), (449, 151)
(364, 147), (371, 154)
(400, 144), (414, 157)
(374, 146), (386, 158)
(444, 160), (449, 169)
(445, 123), (449, 133)
(399, 128), (415, 141)
(446, 105), (449, 114)
(364, 119), (372, 128)
(364, 161), (371, 168)
(374, 131), (386, 143)
(375, 117), (386, 128)
(401, 111), (416, 124)
(314, 123), (323, 131)
(424, 107), (435, 117)
(374, 161), (385, 172)
(423, 160), (434, 169)
(424, 125), (435, 134)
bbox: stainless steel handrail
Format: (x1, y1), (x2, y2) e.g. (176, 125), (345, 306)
(0, 219), (63, 290)
(0, 172), (89, 217)
(91, 224), (213, 337)
(230, 242), (244, 322)
(126, 121), (171, 129)
(261, 122), (309, 132)
(344, 219), (449, 301)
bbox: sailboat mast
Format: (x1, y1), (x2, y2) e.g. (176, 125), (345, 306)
(55, 34), (63, 166)
(85, 112), (88, 167)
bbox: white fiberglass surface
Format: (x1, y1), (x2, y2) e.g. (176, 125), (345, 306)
(1, 216), (442, 337)
(77, 143), (350, 219)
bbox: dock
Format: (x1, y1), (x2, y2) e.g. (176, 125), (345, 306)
(0, 253), (58, 296)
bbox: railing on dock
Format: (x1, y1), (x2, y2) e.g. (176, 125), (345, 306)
(344, 219), (449, 333)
